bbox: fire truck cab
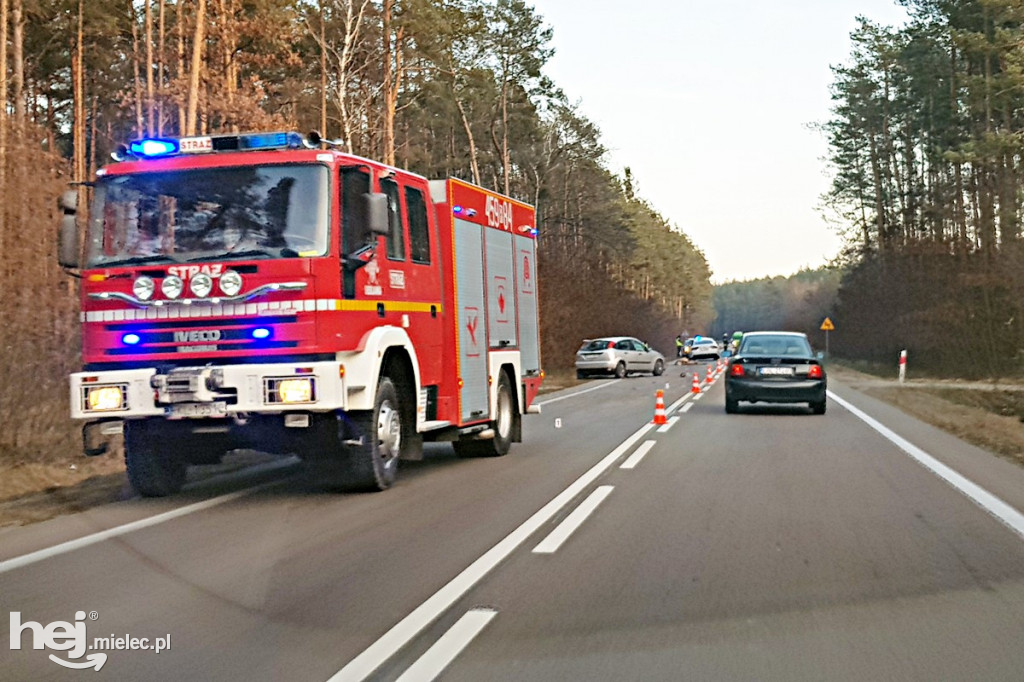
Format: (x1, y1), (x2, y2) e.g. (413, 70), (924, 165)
(58, 131), (543, 496)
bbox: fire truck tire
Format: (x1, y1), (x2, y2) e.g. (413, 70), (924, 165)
(339, 377), (403, 491)
(124, 420), (188, 497)
(453, 372), (515, 458)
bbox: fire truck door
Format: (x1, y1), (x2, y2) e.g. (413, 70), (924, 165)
(485, 229), (517, 349)
(513, 234), (540, 374)
(454, 218), (488, 422)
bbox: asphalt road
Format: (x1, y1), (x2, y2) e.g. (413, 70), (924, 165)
(3, 363), (1024, 681)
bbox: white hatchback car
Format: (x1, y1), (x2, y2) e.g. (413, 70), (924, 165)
(575, 337), (665, 379)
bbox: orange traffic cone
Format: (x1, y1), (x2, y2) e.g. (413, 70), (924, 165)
(706, 365), (714, 383)
(691, 373), (702, 394)
(652, 390), (667, 425)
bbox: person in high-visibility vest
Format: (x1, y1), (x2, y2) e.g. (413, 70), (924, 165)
(675, 335), (684, 358)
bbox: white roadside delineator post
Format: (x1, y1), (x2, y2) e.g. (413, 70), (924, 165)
(898, 349), (907, 384)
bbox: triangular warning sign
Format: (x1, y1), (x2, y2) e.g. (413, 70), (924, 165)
(820, 317), (835, 331)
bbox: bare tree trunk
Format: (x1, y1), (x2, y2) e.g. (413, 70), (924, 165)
(130, 2), (143, 134)
(0, 0), (8, 237)
(74, 0), (85, 184)
(454, 96), (480, 185)
(88, 95), (98, 180)
(500, 79), (509, 195)
(176, 1), (185, 132)
(381, 0), (404, 165)
(11, 0), (23, 125)
(319, 0), (326, 137)
(185, 0), (206, 135)
(321, 0), (370, 150)
(158, 0), (165, 134)
(145, 0), (154, 134)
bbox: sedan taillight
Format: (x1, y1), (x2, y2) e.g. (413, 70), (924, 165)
(729, 363), (746, 377)
(807, 364), (824, 379)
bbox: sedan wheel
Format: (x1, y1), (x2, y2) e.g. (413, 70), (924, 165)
(614, 362), (626, 379)
(652, 359), (664, 376)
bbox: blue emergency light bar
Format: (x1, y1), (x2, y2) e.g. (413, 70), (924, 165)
(120, 131), (306, 160)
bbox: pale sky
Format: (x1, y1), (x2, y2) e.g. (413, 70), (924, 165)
(529, 1), (910, 283)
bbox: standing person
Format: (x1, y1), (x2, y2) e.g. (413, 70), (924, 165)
(675, 334), (684, 358)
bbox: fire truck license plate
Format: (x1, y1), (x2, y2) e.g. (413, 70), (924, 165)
(168, 402), (228, 419)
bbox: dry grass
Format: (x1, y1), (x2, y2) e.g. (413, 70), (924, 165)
(0, 455), (131, 528)
(830, 364), (1024, 467)
(862, 387), (1024, 467)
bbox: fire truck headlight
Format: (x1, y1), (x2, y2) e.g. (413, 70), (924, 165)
(219, 270), (243, 296)
(133, 276), (155, 301)
(85, 385), (127, 412)
(266, 378), (315, 404)
(190, 273), (213, 298)
(162, 275), (183, 299)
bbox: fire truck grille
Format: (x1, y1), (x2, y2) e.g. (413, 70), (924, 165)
(99, 315), (301, 356)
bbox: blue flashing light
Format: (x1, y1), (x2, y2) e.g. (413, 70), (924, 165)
(453, 206), (464, 214)
(122, 333), (141, 346)
(129, 138), (179, 158)
(240, 132), (302, 151)
(252, 327), (272, 340)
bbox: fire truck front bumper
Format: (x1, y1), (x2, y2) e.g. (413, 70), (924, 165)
(70, 361), (348, 422)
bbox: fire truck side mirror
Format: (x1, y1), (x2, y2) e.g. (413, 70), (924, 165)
(365, 193), (389, 236)
(57, 190), (80, 269)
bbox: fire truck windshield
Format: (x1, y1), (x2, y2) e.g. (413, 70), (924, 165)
(86, 164), (329, 268)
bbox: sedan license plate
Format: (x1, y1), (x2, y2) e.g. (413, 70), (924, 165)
(758, 366), (795, 376)
(168, 401), (228, 419)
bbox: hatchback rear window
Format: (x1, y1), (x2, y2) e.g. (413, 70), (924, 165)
(581, 340), (613, 351)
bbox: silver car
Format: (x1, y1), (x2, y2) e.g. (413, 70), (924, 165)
(575, 336), (665, 379)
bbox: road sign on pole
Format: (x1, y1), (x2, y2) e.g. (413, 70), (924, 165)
(819, 317), (835, 357)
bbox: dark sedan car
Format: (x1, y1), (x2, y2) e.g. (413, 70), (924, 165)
(724, 331), (826, 414)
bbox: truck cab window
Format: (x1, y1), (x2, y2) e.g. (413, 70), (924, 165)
(380, 178), (406, 261)
(405, 186), (431, 264)
(341, 168), (371, 255)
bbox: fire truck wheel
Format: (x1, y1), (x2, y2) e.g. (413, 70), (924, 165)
(341, 377), (402, 491)
(453, 372), (515, 457)
(124, 419), (188, 497)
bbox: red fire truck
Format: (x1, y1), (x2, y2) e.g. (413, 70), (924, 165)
(57, 131), (543, 496)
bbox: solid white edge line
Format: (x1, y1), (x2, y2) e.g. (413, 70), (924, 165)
(621, 440), (657, 470)
(536, 380), (621, 407)
(0, 460), (295, 575)
(681, 403), (694, 413)
(657, 416), (679, 433)
(327, 422), (656, 682)
(532, 486), (615, 554)
(394, 609), (498, 682)
(828, 390), (1024, 540)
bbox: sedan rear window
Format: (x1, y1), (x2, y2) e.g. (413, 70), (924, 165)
(740, 335), (811, 356)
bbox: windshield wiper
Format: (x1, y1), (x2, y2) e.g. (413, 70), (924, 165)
(189, 248), (278, 262)
(99, 254), (181, 267)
